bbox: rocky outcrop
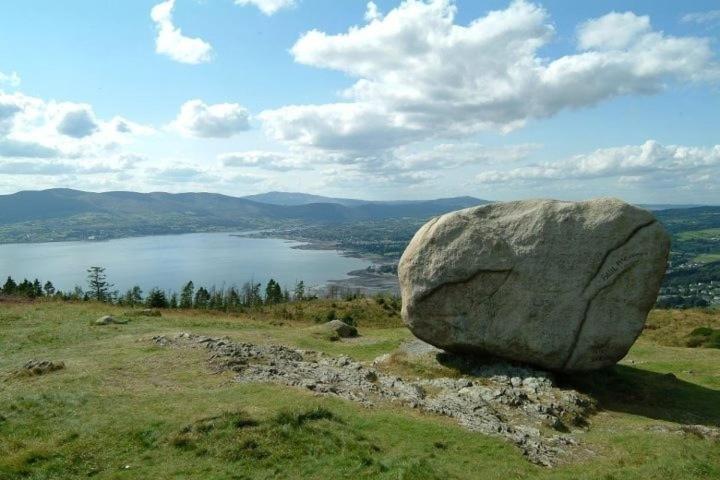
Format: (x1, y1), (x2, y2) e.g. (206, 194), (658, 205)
(153, 333), (596, 466)
(399, 198), (670, 371)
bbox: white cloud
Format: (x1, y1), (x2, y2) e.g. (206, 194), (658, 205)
(220, 151), (307, 171)
(0, 71), (20, 88)
(151, 0), (213, 64)
(55, 104), (99, 138)
(365, 2), (381, 22)
(261, 0), (719, 159)
(682, 10), (720, 26)
(173, 99), (250, 138)
(0, 90), (152, 160)
(476, 140), (720, 191)
(577, 12), (650, 50)
(392, 142), (539, 171)
(234, 0), (296, 15)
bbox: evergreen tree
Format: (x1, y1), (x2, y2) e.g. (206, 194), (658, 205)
(241, 281), (262, 307)
(169, 292), (178, 309)
(122, 286), (143, 306)
(71, 286), (85, 301)
(2, 276), (17, 295)
(17, 279), (34, 297)
(265, 279), (283, 304)
(293, 280), (305, 301)
(194, 287), (210, 308)
(86, 266), (112, 302)
(43, 281), (56, 296)
(226, 287), (241, 310)
(179, 281), (194, 309)
(146, 288), (169, 308)
(209, 288), (224, 310)
(32, 279), (43, 297)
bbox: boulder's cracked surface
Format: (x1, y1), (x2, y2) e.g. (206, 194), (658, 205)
(153, 333), (596, 466)
(399, 198), (670, 371)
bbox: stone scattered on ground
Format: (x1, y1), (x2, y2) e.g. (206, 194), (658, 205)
(153, 333), (596, 466)
(93, 315), (128, 325)
(648, 424), (720, 442)
(14, 360), (65, 377)
(316, 320), (358, 339)
(399, 198), (670, 372)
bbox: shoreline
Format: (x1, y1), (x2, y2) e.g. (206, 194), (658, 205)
(234, 231), (401, 295)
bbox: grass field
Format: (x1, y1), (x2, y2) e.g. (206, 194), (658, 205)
(676, 228), (720, 242)
(1, 300), (719, 479)
(694, 253), (720, 264)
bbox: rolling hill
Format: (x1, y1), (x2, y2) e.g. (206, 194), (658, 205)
(0, 189), (488, 243)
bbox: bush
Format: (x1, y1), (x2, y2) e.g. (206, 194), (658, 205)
(341, 313), (356, 327)
(685, 327), (720, 349)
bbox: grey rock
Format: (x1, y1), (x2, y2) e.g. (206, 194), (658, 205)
(153, 333), (596, 466)
(93, 315), (127, 325)
(17, 360), (65, 376)
(320, 320), (358, 338)
(399, 198), (670, 371)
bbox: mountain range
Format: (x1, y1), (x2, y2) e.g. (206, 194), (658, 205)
(0, 189), (487, 243)
(0, 188), (715, 245)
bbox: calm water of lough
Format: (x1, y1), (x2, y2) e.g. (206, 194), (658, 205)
(0, 232), (369, 293)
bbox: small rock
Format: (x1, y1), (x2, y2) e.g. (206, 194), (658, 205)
(321, 320), (358, 338)
(16, 360), (65, 376)
(93, 315), (127, 325)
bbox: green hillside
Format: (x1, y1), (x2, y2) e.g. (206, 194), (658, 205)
(1, 300), (719, 479)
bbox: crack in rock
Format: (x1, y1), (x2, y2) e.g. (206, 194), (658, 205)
(153, 333), (596, 467)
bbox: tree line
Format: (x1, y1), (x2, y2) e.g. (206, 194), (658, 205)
(1, 266), (319, 311)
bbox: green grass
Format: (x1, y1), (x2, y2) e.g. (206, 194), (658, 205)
(676, 228), (720, 242)
(1, 300), (719, 479)
(693, 253), (720, 264)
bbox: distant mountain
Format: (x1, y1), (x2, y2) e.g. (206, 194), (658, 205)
(242, 191), (487, 209)
(0, 189), (488, 244)
(639, 204), (707, 211)
(242, 191), (368, 207)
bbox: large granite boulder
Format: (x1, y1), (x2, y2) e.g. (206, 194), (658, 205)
(399, 198), (670, 371)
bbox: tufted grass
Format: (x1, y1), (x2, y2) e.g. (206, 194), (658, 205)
(0, 300), (719, 479)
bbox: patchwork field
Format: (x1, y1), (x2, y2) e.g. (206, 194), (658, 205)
(1, 300), (719, 479)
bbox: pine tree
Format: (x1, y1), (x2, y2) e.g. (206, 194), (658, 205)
(194, 287), (210, 308)
(32, 279), (43, 297)
(169, 292), (178, 309)
(179, 281), (194, 309)
(146, 288), (169, 308)
(2, 276), (17, 295)
(86, 267), (112, 302)
(293, 280), (305, 301)
(43, 281), (56, 296)
(265, 279), (283, 304)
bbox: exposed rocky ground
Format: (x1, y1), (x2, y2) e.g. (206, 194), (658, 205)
(9, 359), (65, 377)
(152, 333), (597, 466)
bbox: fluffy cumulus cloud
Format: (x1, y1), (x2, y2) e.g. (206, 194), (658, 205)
(219, 151), (306, 171)
(151, 0), (213, 64)
(476, 140), (720, 192)
(234, 0), (296, 15)
(55, 104), (99, 138)
(0, 71), (21, 88)
(173, 100), (250, 138)
(260, 0), (719, 158)
(0, 89), (153, 185)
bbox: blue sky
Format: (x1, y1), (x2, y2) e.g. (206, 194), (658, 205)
(0, 0), (718, 203)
